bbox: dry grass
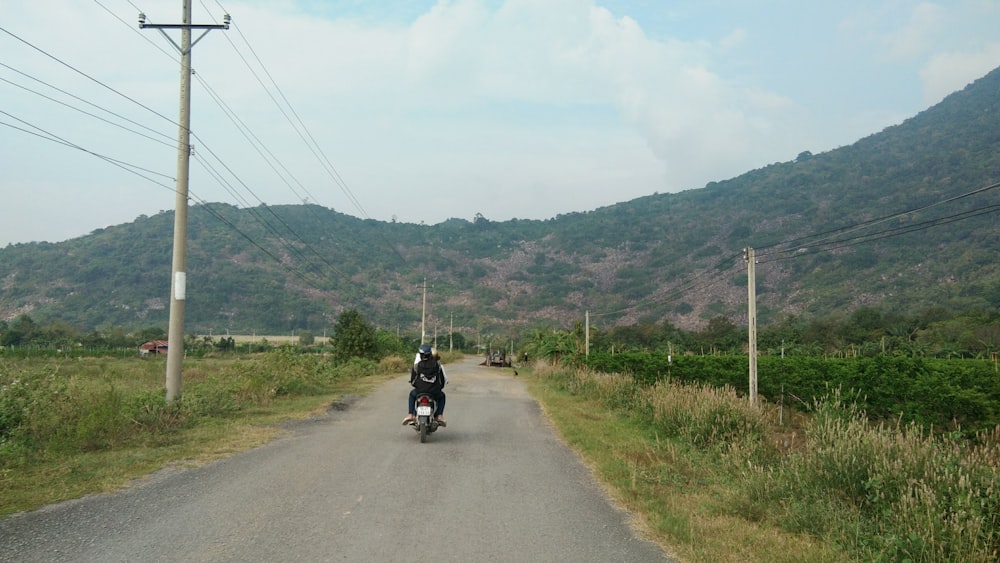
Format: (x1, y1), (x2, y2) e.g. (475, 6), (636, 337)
(525, 363), (841, 562)
(524, 362), (999, 562)
(0, 354), (404, 517)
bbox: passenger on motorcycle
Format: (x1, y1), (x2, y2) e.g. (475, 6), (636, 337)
(401, 344), (447, 426)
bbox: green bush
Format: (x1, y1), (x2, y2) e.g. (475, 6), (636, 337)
(538, 362), (1000, 561)
(646, 381), (769, 451)
(583, 352), (1000, 433)
(740, 394), (1000, 561)
(0, 349), (389, 467)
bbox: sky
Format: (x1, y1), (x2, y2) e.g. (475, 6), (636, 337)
(2, 0), (999, 246)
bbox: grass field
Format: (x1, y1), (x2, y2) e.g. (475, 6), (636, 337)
(4, 353), (996, 561)
(198, 334), (331, 345)
(523, 362), (1000, 562)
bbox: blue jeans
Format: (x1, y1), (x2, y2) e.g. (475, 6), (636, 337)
(408, 388), (446, 417)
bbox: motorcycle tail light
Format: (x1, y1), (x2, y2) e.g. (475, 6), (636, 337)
(420, 396), (429, 405)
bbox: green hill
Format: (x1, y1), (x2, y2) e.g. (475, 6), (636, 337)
(2, 67), (999, 338)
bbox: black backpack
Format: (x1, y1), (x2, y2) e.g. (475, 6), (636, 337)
(412, 359), (443, 392)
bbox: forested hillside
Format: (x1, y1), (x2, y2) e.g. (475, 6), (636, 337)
(2, 66), (998, 339)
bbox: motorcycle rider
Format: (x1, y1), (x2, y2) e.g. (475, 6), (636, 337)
(402, 344), (447, 426)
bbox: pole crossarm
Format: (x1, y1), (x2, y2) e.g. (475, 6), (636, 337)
(139, 13), (229, 54)
(139, 23), (230, 29)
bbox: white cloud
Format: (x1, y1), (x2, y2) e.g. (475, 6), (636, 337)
(920, 43), (1000, 105)
(2, 0), (1000, 245)
(718, 28), (748, 52)
(885, 2), (946, 59)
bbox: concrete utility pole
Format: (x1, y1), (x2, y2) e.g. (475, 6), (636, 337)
(140, 3), (229, 402)
(420, 277), (427, 344)
(744, 247), (758, 404)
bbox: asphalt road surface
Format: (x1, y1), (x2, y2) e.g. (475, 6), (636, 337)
(0, 357), (668, 562)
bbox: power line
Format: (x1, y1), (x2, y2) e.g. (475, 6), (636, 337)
(757, 202), (1000, 265)
(2, 8), (360, 294)
(0, 23), (178, 129)
(0, 67), (175, 149)
(206, 0), (369, 218)
(0, 110), (175, 186)
(756, 181), (1000, 259)
(196, 2), (408, 265)
(93, 4), (361, 285)
(590, 254), (743, 319)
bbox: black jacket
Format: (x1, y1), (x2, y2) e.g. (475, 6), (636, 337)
(410, 359), (445, 394)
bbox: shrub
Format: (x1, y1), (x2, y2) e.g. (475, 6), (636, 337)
(646, 381), (769, 451)
(379, 355), (409, 374)
(739, 392), (1000, 561)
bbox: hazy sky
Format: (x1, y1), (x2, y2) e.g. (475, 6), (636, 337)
(2, 0), (999, 246)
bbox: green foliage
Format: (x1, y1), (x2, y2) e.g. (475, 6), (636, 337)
(583, 352), (1000, 433)
(331, 309), (378, 361)
(3, 70), (1000, 343)
(646, 380), (769, 451)
(0, 350), (390, 468)
(740, 394), (1000, 561)
(535, 363), (1000, 562)
(0, 360), (185, 456)
(297, 330), (315, 346)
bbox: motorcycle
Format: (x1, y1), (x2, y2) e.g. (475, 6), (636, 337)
(409, 393), (440, 443)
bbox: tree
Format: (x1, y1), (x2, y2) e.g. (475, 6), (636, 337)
(331, 309), (378, 361)
(695, 316), (742, 352)
(298, 330), (315, 346)
(1, 314), (38, 346)
(136, 326), (167, 342)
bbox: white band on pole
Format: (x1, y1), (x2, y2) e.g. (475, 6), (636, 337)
(174, 272), (187, 300)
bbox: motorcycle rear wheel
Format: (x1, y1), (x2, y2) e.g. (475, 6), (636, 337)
(417, 416), (430, 442)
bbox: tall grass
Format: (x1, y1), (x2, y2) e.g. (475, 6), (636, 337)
(0, 350), (393, 466)
(533, 363), (1000, 562)
(744, 395), (1000, 561)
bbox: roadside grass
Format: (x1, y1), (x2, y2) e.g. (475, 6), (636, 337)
(522, 362), (1000, 563)
(0, 351), (406, 517)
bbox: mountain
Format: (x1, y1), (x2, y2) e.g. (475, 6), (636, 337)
(2, 67), (999, 338)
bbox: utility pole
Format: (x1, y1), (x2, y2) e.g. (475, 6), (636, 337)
(420, 277), (427, 344)
(585, 310), (590, 357)
(744, 247), (758, 404)
(449, 312), (453, 352)
(140, 3), (229, 402)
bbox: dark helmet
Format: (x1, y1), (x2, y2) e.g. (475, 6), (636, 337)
(418, 343), (432, 359)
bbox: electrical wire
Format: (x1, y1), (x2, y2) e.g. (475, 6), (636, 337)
(199, 1), (408, 265)
(205, 0), (368, 218)
(0, 26), (346, 293)
(755, 181), (1000, 260)
(588, 180), (999, 320)
(0, 62), (176, 148)
(0, 23), (178, 129)
(92, 3), (361, 285)
(589, 254), (744, 319)
(0, 110), (175, 186)
(757, 202), (1000, 264)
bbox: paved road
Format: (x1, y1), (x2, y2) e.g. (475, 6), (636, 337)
(0, 357), (668, 562)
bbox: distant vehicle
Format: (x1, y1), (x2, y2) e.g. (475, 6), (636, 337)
(484, 350), (511, 368)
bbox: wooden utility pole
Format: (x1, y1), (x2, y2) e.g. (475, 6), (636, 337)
(140, 3), (228, 402)
(744, 247), (758, 404)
